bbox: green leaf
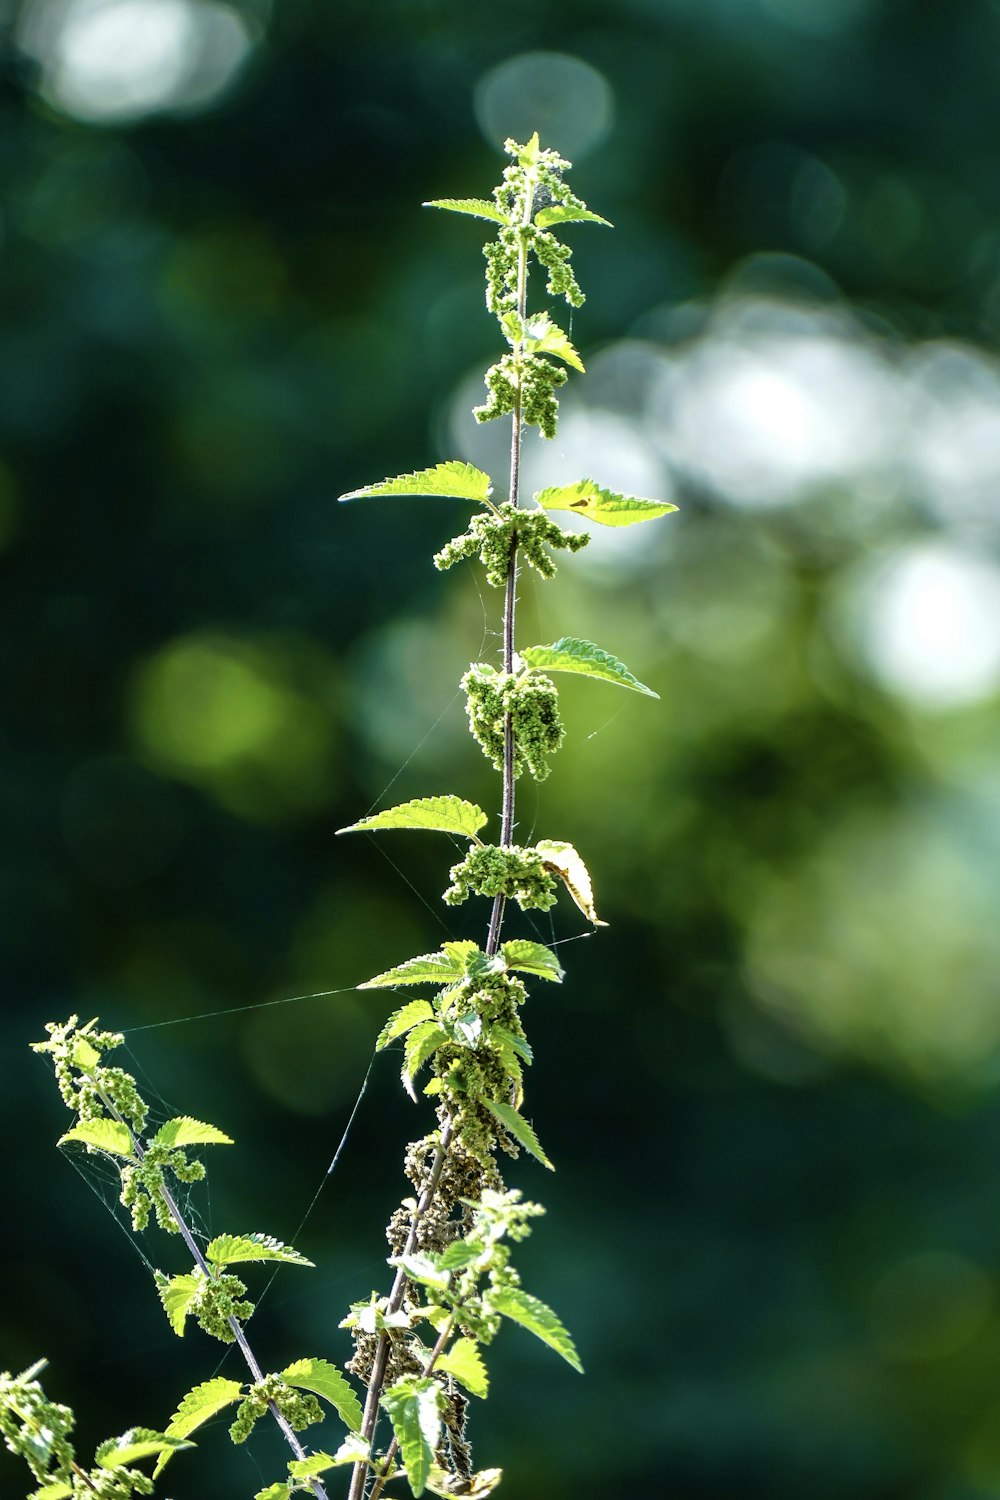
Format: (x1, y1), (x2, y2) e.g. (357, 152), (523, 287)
(382, 1378), (441, 1497)
(437, 1337), (489, 1398)
(442, 939), (491, 976)
(30, 1484), (73, 1500)
(534, 479), (677, 527)
(70, 1034), (100, 1070)
(391, 1251), (452, 1293)
(58, 1119), (134, 1158)
(362, 953), (460, 990)
(156, 1272), (202, 1337)
(339, 461), (493, 507)
(165, 1378), (244, 1440)
(375, 999), (436, 1050)
(151, 1116), (234, 1149)
(535, 840), (607, 927)
(481, 1098), (553, 1171)
(489, 1287), (583, 1373)
(288, 1453), (337, 1479)
(524, 316), (585, 373)
(491, 1025), (533, 1065)
(338, 795), (488, 841)
(96, 1428), (193, 1469)
(402, 1021), (449, 1100)
(282, 1357), (363, 1433)
(254, 1486), (291, 1500)
(425, 197), (508, 225)
(206, 1233), (313, 1269)
(534, 204), (612, 229)
(500, 939), (563, 983)
(520, 637), (658, 698)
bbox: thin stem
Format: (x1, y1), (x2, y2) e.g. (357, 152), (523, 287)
(98, 1092), (330, 1500)
(367, 1313), (456, 1500)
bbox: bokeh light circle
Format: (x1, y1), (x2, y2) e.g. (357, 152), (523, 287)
(474, 51), (613, 160)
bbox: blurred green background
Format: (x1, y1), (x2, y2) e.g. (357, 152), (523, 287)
(4, 1), (1000, 1496)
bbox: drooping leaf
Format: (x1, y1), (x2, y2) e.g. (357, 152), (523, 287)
(520, 638), (658, 698)
(534, 479), (677, 527)
(490, 1025), (533, 1064)
(436, 1337), (489, 1398)
(58, 1119), (134, 1158)
(338, 796), (487, 841)
(96, 1429), (193, 1469)
(206, 1233), (313, 1269)
(481, 1098), (553, 1171)
(489, 1286), (583, 1373)
(375, 999), (436, 1050)
(500, 939), (563, 982)
(282, 1357), (363, 1433)
(151, 1116), (234, 1149)
(339, 462), (493, 507)
(534, 204), (612, 229)
(402, 1022), (449, 1100)
(362, 954), (460, 990)
(382, 1377), (441, 1497)
(156, 1272), (202, 1337)
(165, 1378), (244, 1440)
(535, 840), (608, 927)
(425, 197), (508, 225)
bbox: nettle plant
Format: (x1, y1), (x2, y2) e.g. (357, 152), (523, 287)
(2, 136), (675, 1500)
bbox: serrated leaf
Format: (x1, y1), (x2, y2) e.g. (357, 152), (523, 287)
(254, 1486), (290, 1500)
(490, 1286), (583, 1373)
(339, 461), (493, 507)
(281, 1357), (363, 1433)
(70, 1035), (100, 1070)
(521, 637), (658, 698)
(165, 1378), (244, 1440)
(535, 839), (608, 927)
(534, 204), (613, 229)
(156, 1272), (202, 1337)
(152, 1116), (234, 1149)
(392, 1251), (452, 1293)
(289, 1453), (337, 1479)
(481, 1098), (553, 1171)
(382, 1378), (441, 1497)
(500, 939), (563, 982)
(425, 197), (508, 225)
(338, 796), (487, 841)
(30, 1484), (73, 1500)
(206, 1233), (313, 1269)
(96, 1428), (193, 1469)
(442, 939), (491, 976)
(437, 1238), (483, 1271)
(437, 1337), (489, 1398)
(525, 317), (585, 373)
(534, 479), (677, 527)
(490, 1025), (533, 1065)
(375, 999), (436, 1050)
(362, 953), (460, 990)
(58, 1119), (134, 1158)
(402, 1022), (448, 1100)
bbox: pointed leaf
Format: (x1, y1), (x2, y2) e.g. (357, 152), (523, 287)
(30, 1485), (73, 1500)
(391, 1251), (452, 1293)
(338, 796), (487, 840)
(425, 197), (508, 225)
(442, 939), (491, 976)
(58, 1119), (134, 1158)
(165, 1378), (244, 1440)
(339, 462), (493, 506)
(535, 479), (677, 527)
(526, 318), (585, 373)
(382, 1378), (441, 1497)
(152, 1116), (234, 1149)
(437, 1238), (483, 1271)
(403, 1022), (449, 1100)
(481, 1098), (553, 1171)
(206, 1233), (313, 1269)
(71, 1034), (100, 1070)
(254, 1486), (291, 1500)
(362, 953), (460, 990)
(437, 1337), (489, 1398)
(500, 939), (563, 983)
(534, 204), (612, 229)
(282, 1357), (363, 1433)
(489, 1286), (583, 1373)
(490, 1025), (533, 1065)
(156, 1272), (202, 1337)
(289, 1453), (337, 1479)
(521, 638), (658, 698)
(96, 1428), (193, 1469)
(535, 840), (607, 927)
(376, 999), (436, 1050)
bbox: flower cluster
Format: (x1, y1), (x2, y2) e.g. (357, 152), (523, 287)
(462, 663), (563, 780)
(444, 844), (558, 912)
(435, 502), (588, 586)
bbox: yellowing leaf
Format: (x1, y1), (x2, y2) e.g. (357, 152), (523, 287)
(339, 462), (493, 507)
(534, 840), (607, 927)
(534, 479), (677, 527)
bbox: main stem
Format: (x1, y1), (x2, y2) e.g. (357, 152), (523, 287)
(350, 179), (534, 1500)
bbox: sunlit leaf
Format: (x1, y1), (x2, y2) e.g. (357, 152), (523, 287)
(96, 1429), (192, 1469)
(520, 638), (658, 698)
(70, 1035), (100, 1070)
(534, 478), (677, 527)
(402, 1022), (448, 1100)
(535, 840), (607, 927)
(58, 1120), (134, 1158)
(375, 999), (436, 1050)
(534, 204), (612, 229)
(206, 1233), (313, 1269)
(152, 1116), (234, 1149)
(31, 1482), (73, 1499)
(282, 1357), (363, 1432)
(526, 317), (585, 373)
(254, 1485), (290, 1500)
(362, 954), (460, 990)
(490, 1025), (533, 1064)
(338, 796), (487, 840)
(339, 462), (493, 506)
(436, 1337), (489, 1398)
(481, 1098), (553, 1170)
(489, 1287), (582, 1372)
(382, 1377), (441, 1497)
(425, 197), (508, 225)
(500, 939), (563, 982)
(165, 1378), (243, 1441)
